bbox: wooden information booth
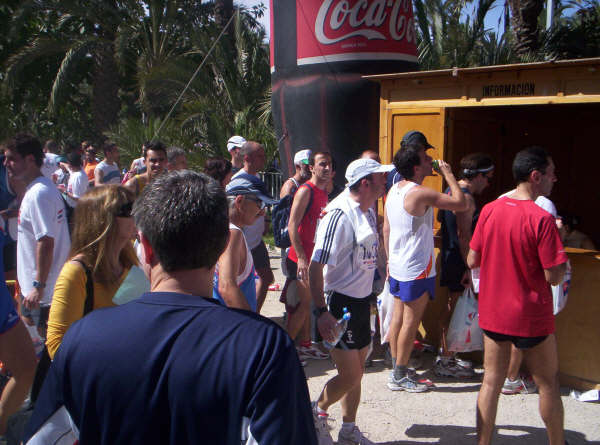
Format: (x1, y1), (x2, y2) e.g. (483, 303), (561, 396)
(366, 58), (600, 390)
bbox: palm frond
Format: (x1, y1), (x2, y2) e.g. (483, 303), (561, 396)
(4, 38), (70, 89)
(49, 39), (97, 113)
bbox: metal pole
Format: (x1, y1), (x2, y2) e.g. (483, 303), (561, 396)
(546, 0), (554, 30)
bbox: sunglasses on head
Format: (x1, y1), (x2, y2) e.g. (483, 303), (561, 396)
(115, 201), (133, 217)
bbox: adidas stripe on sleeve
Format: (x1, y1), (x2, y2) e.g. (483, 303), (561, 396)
(311, 209), (352, 267)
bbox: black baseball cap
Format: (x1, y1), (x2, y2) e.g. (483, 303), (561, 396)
(401, 131), (433, 149)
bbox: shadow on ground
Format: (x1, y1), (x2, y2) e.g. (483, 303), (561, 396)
(372, 424), (597, 444)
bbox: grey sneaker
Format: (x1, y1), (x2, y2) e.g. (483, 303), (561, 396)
(387, 374), (429, 392)
(502, 375), (537, 394)
(312, 402), (334, 445)
(433, 357), (475, 378)
(338, 425), (374, 445)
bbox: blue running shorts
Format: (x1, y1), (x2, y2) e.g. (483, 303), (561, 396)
(388, 276), (436, 302)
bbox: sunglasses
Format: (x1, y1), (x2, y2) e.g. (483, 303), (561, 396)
(245, 196), (266, 210)
(115, 201), (133, 218)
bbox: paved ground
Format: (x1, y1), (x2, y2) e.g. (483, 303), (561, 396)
(262, 249), (600, 445)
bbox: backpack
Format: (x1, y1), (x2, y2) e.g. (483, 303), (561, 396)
(272, 182), (313, 249)
(60, 195), (74, 234)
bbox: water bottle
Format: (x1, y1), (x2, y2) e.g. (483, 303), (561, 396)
(323, 307), (351, 350)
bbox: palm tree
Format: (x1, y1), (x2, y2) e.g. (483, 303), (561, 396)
(5, 0), (140, 135)
(507, 0), (545, 55)
(142, 6), (274, 159)
(414, 0), (508, 69)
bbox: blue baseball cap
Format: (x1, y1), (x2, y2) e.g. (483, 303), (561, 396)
(226, 175), (278, 206)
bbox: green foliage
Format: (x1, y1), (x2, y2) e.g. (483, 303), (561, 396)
(413, 0), (599, 70)
(415, 0), (518, 69)
(1, 0), (275, 167)
(546, 0), (600, 59)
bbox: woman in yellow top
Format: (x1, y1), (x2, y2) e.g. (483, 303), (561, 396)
(46, 185), (138, 359)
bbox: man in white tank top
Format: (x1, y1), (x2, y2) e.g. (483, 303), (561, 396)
(383, 131), (468, 393)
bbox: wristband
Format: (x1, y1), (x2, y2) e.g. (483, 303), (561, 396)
(32, 280), (46, 289)
(313, 306), (328, 318)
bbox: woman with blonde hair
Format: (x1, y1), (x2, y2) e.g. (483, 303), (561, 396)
(46, 185), (139, 359)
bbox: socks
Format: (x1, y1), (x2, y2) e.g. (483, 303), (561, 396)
(391, 357), (396, 368)
(341, 422), (355, 432)
(316, 404), (328, 417)
(393, 364), (408, 380)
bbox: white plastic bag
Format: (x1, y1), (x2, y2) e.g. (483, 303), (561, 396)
(552, 260), (572, 315)
(446, 288), (483, 352)
(376, 281), (394, 344)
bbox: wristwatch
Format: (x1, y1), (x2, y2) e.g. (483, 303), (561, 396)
(313, 306), (328, 318)
(32, 280), (46, 289)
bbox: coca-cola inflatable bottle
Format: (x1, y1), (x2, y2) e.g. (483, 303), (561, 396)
(270, 0), (418, 178)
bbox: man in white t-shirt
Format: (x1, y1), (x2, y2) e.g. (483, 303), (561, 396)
(4, 134), (70, 337)
(59, 152), (89, 208)
(40, 140), (60, 180)
(309, 158), (393, 445)
(231, 141), (274, 312)
(94, 142), (121, 186)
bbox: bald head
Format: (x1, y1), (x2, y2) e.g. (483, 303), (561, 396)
(240, 141), (266, 174)
(361, 149), (380, 163)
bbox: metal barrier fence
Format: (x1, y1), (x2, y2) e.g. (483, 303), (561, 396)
(259, 171), (284, 199)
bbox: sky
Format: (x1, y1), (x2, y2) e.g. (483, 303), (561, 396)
(239, 0), (508, 42)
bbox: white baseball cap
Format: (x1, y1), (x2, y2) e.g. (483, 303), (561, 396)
(227, 135), (246, 152)
(294, 149), (312, 166)
(345, 158), (394, 187)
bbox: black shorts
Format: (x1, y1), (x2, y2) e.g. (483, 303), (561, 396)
(3, 241), (16, 272)
(285, 256), (298, 280)
(327, 291), (371, 350)
(251, 241), (270, 270)
(483, 329), (548, 350)
(440, 248), (467, 292)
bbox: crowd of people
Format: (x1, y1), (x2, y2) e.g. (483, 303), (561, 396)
(0, 128), (586, 445)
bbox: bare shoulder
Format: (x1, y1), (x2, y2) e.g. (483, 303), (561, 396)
(280, 179), (294, 198)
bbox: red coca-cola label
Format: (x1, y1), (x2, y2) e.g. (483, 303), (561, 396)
(296, 0), (418, 65)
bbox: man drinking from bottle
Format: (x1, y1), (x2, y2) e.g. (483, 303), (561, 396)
(309, 158), (393, 445)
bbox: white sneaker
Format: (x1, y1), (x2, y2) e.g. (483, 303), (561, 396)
(298, 344), (329, 360)
(312, 402), (334, 445)
(338, 425), (374, 445)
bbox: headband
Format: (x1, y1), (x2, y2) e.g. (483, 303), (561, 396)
(463, 165), (494, 175)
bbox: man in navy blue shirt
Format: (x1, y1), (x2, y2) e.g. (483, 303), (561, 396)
(25, 170), (317, 445)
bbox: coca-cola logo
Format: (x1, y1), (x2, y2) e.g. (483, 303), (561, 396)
(315, 0), (415, 44)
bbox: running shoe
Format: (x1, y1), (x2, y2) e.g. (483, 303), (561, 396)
(312, 402), (334, 445)
(387, 374), (429, 392)
(388, 368), (417, 382)
(433, 357), (475, 378)
(455, 357), (473, 369)
(338, 425), (374, 445)
(501, 375), (538, 394)
(298, 345), (329, 360)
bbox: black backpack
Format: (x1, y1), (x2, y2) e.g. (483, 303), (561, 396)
(60, 195), (75, 234)
(272, 183), (313, 249)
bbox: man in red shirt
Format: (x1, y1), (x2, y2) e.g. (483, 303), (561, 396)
(286, 151), (332, 361)
(468, 146), (567, 445)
